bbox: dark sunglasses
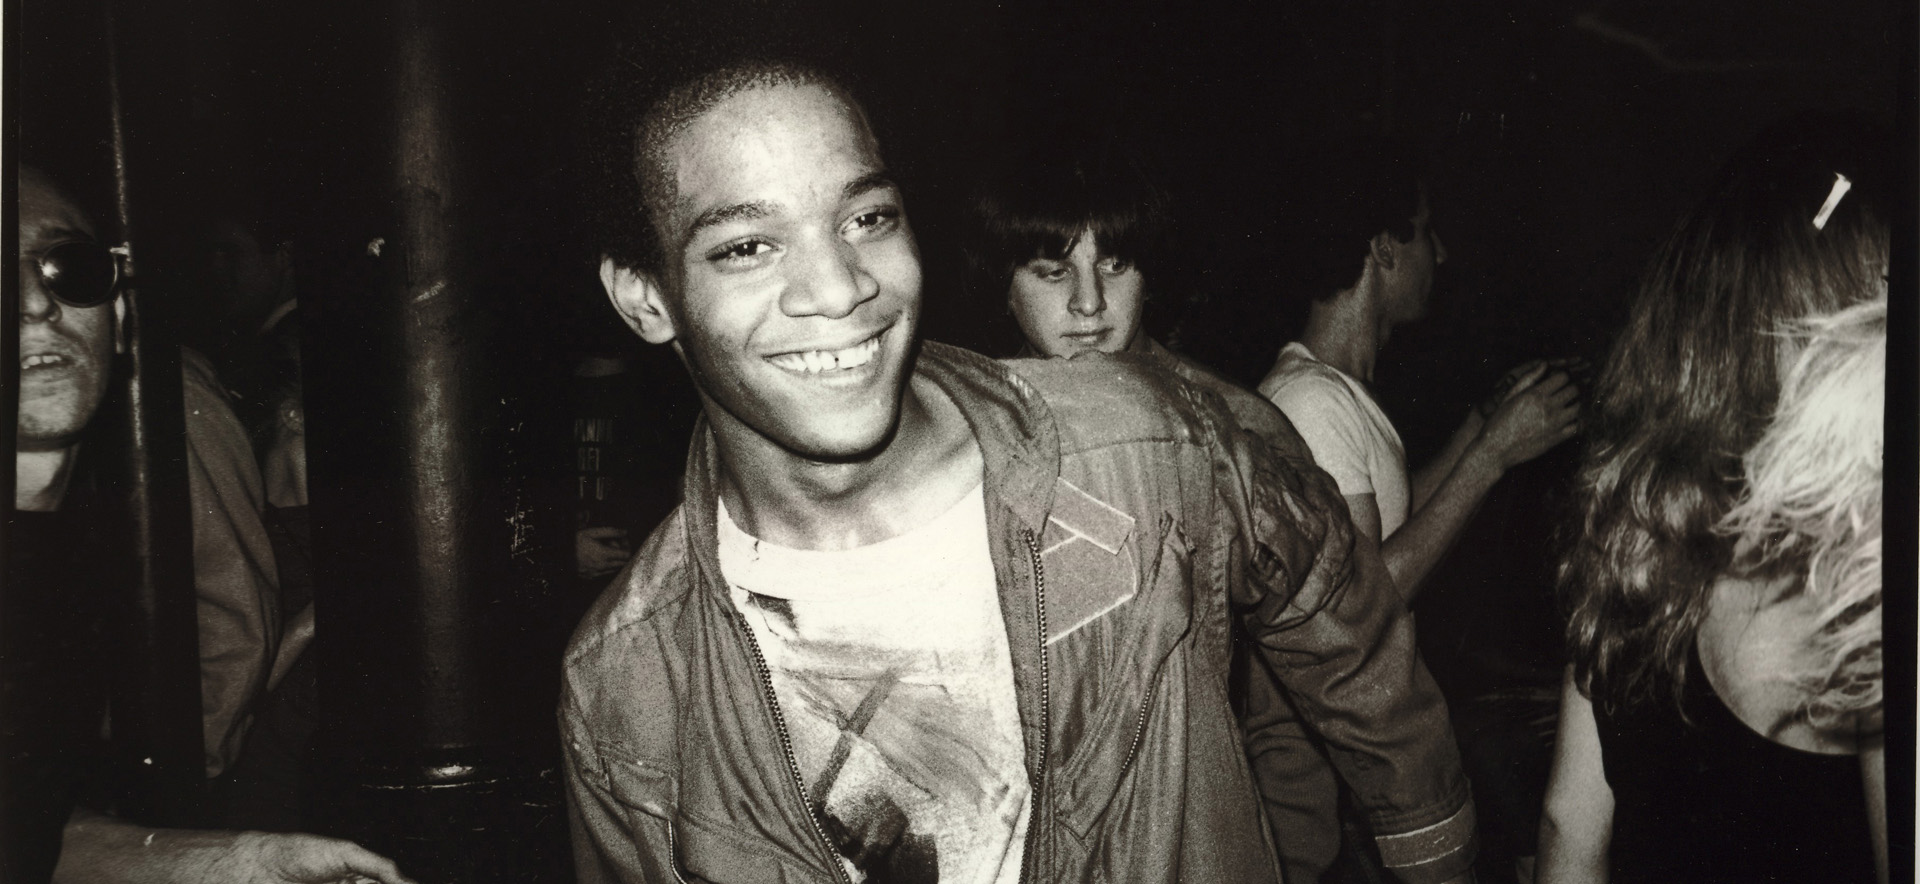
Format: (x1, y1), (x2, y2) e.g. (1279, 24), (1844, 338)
(33, 240), (125, 309)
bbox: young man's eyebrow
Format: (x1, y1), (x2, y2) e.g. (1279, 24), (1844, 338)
(842, 170), (898, 201)
(678, 172), (897, 254)
(681, 200), (776, 252)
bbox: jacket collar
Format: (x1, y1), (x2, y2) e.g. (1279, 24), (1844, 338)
(675, 340), (1062, 594)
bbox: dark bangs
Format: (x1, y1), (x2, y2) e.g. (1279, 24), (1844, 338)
(966, 148), (1170, 296)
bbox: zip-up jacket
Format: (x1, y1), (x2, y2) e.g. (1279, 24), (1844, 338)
(1144, 338), (1479, 883)
(560, 342), (1476, 884)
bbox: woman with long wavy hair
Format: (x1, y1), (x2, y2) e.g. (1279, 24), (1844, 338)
(1537, 112), (1888, 883)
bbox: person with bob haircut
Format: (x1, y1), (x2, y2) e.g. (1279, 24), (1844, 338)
(967, 141), (1480, 884)
(964, 143), (1172, 362)
(1538, 111), (1889, 883)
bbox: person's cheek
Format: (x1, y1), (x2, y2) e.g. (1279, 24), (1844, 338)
(870, 238), (921, 304)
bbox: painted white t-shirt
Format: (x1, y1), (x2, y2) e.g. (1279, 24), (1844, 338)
(1258, 342), (1410, 538)
(717, 484), (1030, 884)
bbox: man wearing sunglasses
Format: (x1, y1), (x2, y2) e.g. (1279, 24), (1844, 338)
(15, 168), (123, 511)
(7, 167), (415, 884)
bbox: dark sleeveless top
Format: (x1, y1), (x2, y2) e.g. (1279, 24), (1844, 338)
(1593, 645), (1876, 883)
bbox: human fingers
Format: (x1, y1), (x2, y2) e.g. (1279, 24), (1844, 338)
(336, 844), (416, 884)
(307, 838), (418, 884)
(1501, 359), (1545, 385)
(1526, 370), (1574, 396)
(1487, 359), (1539, 398)
(1503, 363), (1552, 396)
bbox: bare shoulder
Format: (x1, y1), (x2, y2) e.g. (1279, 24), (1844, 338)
(1699, 575), (1865, 754)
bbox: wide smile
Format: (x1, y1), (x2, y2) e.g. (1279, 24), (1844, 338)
(765, 329), (886, 377)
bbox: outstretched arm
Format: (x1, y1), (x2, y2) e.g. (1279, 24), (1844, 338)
(54, 809), (415, 884)
(1381, 365), (1580, 603)
(1408, 409), (1484, 512)
(1537, 668), (1612, 884)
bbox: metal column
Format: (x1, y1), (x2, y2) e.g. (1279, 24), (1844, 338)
(300, 0), (568, 878)
(101, 0), (209, 827)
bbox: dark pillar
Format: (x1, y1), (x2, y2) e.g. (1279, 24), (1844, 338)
(102, 0), (209, 826)
(300, 0), (568, 879)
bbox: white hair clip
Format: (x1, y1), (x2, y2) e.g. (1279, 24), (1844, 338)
(1811, 172), (1851, 231)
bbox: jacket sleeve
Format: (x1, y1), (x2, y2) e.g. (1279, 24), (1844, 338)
(182, 355), (282, 779)
(561, 697), (679, 884)
(1213, 403), (1479, 884)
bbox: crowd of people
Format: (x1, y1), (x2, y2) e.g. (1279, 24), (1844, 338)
(6, 34), (1890, 884)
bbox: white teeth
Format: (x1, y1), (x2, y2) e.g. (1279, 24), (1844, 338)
(21, 354), (66, 369)
(770, 336), (882, 374)
(838, 337), (878, 369)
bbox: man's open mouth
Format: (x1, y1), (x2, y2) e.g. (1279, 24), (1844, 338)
(767, 334), (883, 374)
(21, 353), (72, 370)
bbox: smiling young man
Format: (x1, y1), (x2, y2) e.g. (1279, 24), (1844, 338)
(562, 58), (1475, 884)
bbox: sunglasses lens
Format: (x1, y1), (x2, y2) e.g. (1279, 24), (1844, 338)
(40, 242), (119, 308)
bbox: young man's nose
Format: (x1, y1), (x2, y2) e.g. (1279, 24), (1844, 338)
(781, 240), (879, 319)
(1068, 272), (1105, 317)
(1432, 229), (1449, 265)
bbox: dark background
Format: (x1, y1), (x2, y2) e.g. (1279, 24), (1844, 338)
(17, 0), (1900, 417)
(20, 0), (1900, 369)
(9, 0), (1909, 877)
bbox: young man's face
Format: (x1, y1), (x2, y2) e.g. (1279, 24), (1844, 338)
(619, 82), (922, 461)
(203, 218), (287, 325)
(17, 170), (117, 451)
(1382, 192), (1447, 323)
(1007, 230), (1148, 359)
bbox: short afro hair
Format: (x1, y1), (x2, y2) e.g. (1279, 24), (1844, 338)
(586, 34), (861, 278)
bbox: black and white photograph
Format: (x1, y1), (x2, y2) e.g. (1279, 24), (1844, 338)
(4, 1), (1911, 882)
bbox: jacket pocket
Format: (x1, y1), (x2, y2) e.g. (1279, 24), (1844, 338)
(1050, 511), (1191, 838)
(669, 812), (817, 884)
(597, 743), (676, 819)
(597, 748), (827, 884)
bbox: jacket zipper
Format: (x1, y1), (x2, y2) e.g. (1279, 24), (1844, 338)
(665, 820), (693, 884)
(1119, 680), (1157, 776)
(734, 611), (853, 884)
(1019, 528), (1051, 884)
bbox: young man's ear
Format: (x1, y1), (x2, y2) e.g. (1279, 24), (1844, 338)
(1369, 230), (1399, 272)
(599, 257), (677, 345)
